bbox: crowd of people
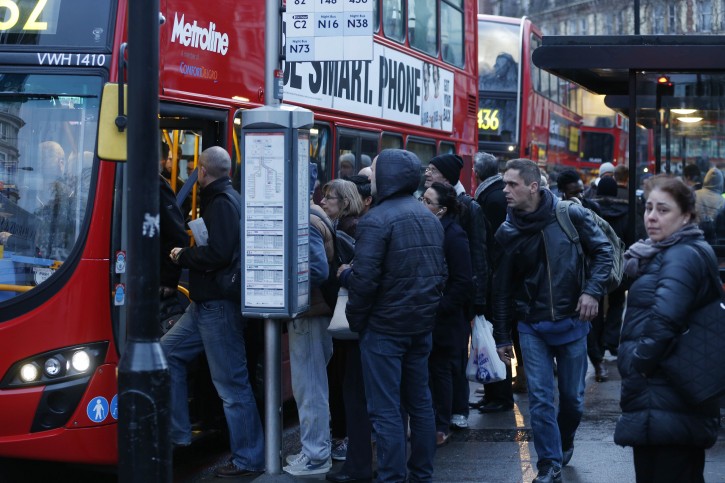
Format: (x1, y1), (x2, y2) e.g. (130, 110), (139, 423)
(158, 144), (723, 483)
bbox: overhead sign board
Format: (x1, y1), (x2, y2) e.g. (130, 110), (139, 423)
(285, 0), (373, 62)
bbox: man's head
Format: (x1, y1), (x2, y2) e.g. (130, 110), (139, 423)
(198, 146), (231, 188)
(338, 153), (355, 179)
(473, 151), (498, 183)
(161, 143), (171, 172)
(40, 141), (65, 178)
(425, 154), (463, 188)
(614, 164), (629, 186)
(597, 176), (618, 197)
(682, 164), (701, 186)
(348, 174), (373, 213)
(502, 158), (541, 213)
(599, 162), (615, 178)
(557, 169), (585, 201)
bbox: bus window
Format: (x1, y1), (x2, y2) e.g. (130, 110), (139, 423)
(383, 0), (405, 42)
(0, 74), (100, 301)
(382, 133), (403, 150)
(408, 0), (437, 56)
(478, 20), (519, 93)
(406, 137), (436, 195)
(337, 128), (379, 178)
(441, 0), (464, 67)
(439, 142), (456, 155)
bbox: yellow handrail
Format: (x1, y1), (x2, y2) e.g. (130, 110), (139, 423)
(0, 284), (33, 293)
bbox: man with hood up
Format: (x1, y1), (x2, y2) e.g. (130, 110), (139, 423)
(337, 149), (447, 482)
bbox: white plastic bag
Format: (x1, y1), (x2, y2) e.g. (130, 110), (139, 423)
(466, 315), (507, 383)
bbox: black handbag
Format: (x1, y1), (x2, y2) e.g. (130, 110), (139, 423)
(660, 248), (725, 405)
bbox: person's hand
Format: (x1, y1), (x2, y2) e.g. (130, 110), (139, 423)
(576, 293), (599, 321)
(337, 263), (350, 278)
(496, 344), (514, 366)
(0, 231), (10, 245)
(170, 247), (183, 264)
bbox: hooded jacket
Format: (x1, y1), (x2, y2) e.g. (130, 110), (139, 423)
(695, 168), (724, 222)
(345, 149), (446, 335)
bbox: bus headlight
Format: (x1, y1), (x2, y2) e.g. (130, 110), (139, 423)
(20, 363), (40, 382)
(44, 357), (63, 377)
(0, 342), (109, 389)
(71, 350), (91, 372)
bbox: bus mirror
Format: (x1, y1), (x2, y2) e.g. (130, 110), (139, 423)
(97, 83), (128, 162)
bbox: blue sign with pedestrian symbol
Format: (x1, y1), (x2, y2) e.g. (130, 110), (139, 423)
(87, 396), (109, 423)
(110, 394), (118, 420)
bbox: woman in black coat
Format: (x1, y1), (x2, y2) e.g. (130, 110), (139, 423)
(614, 175), (721, 483)
(422, 182), (473, 446)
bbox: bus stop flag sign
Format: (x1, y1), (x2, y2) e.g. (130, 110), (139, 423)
(285, 0), (373, 62)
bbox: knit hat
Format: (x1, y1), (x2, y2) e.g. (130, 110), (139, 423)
(599, 162), (615, 176)
(429, 154), (464, 185)
(597, 176), (618, 197)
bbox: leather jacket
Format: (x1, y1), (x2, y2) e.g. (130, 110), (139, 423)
(491, 200), (613, 345)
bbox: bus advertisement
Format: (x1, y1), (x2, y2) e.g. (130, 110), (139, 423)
(0, 0), (478, 465)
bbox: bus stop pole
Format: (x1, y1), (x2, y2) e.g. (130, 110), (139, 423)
(118, 0), (171, 481)
(263, 0), (283, 475)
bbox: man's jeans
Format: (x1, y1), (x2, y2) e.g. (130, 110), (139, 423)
(519, 331), (587, 470)
(359, 329), (436, 483)
(287, 316), (333, 462)
(162, 300), (264, 471)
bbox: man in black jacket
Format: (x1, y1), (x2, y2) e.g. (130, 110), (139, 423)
(492, 159), (612, 483)
(162, 146), (264, 478)
(338, 149), (446, 483)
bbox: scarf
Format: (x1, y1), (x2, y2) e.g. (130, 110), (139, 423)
(622, 223), (703, 278)
(474, 174), (502, 200)
(506, 188), (557, 234)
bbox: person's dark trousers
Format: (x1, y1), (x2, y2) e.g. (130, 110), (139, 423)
(450, 348), (470, 417)
(340, 341), (373, 479)
(603, 286), (626, 353)
(632, 445), (705, 483)
(327, 338), (348, 440)
(483, 363), (514, 404)
(428, 346), (459, 433)
(359, 329), (436, 483)
(587, 306), (605, 364)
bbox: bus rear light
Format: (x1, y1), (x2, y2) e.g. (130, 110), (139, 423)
(0, 342), (109, 389)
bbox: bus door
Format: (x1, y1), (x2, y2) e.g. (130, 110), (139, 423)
(111, 104), (227, 355)
(336, 128), (379, 179)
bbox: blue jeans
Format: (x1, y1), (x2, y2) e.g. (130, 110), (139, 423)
(161, 300), (264, 471)
(287, 316), (333, 462)
(519, 331), (588, 470)
(359, 329), (436, 483)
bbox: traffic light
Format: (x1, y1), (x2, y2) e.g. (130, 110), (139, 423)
(657, 75), (674, 96)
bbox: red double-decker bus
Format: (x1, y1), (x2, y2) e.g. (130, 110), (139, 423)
(477, 14), (583, 177)
(0, 0), (478, 465)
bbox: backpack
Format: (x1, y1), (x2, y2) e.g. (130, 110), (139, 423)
(555, 200), (625, 294)
(213, 191), (241, 303)
(310, 211), (355, 310)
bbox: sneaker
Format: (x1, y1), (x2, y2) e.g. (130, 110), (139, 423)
(283, 454), (332, 476)
(285, 452), (306, 465)
(532, 464), (562, 483)
(450, 414), (469, 429)
(332, 437), (348, 461)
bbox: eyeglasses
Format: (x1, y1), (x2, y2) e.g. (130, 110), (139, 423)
(424, 166), (439, 174)
(323, 195), (341, 201)
(419, 196), (438, 206)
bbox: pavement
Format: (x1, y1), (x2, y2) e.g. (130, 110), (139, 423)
(176, 354), (725, 483)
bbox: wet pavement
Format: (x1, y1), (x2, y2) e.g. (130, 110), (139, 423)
(176, 354), (725, 482)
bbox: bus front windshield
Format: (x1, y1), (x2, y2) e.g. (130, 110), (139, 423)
(478, 20), (520, 93)
(0, 74), (100, 302)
